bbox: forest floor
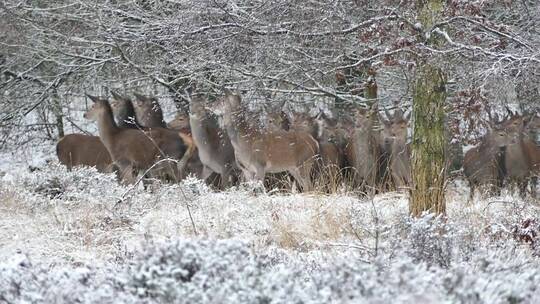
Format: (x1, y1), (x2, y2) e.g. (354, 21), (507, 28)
(0, 143), (539, 303)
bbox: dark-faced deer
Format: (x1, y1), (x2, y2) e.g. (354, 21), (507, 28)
(84, 95), (191, 184)
(189, 95), (238, 187)
(345, 107), (380, 191)
(463, 113), (515, 202)
(379, 108), (411, 190)
(132, 92), (167, 128)
(56, 134), (113, 173)
(109, 91), (143, 129)
(211, 90), (319, 191)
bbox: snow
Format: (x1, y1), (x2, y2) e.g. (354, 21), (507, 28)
(0, 143), (539, 303)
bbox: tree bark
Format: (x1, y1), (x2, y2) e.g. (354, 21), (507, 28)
(51, 91), (64, 139)
(410, 64), (447, 216)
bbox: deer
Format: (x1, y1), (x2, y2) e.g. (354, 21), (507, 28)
(523, 114), (540, 197)
(463, 113), (515, 202)
(56, 92), (141, 173)
(211, 90), (319, 191)
(167, 111), (191, 133)
(84, 95), (192, 184)
(344, 106), (381, 192)
(498, 110), (540, 197)
(132, 92), (167, 128)
(112, 92), (199, 180)
(56, 134), (114, 173)
(379, 107), (412, 190)
(263, 110), (290, 132)
(288, 111), (345, 191)
(189, 95), (238, 188)
(110, 91), (142, 129)
(496, 110), (533, 197)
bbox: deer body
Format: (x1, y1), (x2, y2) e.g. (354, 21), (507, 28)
(215, 92), (319, 191)
(189, 96), (237, 187)
(56, 134), (113, 172)
(379, 108), (411, 190)
(463, 127), (512, 201)
(345, 111), (379, 189)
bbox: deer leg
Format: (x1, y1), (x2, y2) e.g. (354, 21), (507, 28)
(201, 166), (214, 181)
(468, 182), (475, 204)
(531, 176), (538, 198)
(121, 165), (137, 185)
(518, 179), (528, 198)
(221, 168), (233, 189)
(290, 161), (313, 192)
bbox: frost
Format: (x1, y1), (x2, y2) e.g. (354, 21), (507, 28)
(0, 151), (539, 303)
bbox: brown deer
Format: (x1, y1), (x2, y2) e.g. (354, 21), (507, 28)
(111, 92), (199, 180)
(167, 112), (191, 132)
(56, 134), (113, 173)
(498, 111), (533, 197)
(211, 90), (319, 191)
(463, 113), (515, 202)
(166, 110), (205, 180)
(344, 107), (380, 191)
(189, 95), (238, 187)
(132, 92), (167, 128)
(263, 110), (290, 132)
(56, 92), (141, 173)
(379, 108), (411, 190)
(499, 110), (540, 197)
(84, 95), (192, 184)
(289, 112), (344, 190)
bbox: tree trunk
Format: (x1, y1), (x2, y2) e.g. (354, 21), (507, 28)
(410, 64), (447, 216)
(51, 91), (64, 139)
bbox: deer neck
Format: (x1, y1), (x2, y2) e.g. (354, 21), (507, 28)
(190, 112), (220, 144)
(506, 137), (529, 166)
(95, 107), (120, 148)
(222, 108), (254, 145)
(391, 138), (409, 162)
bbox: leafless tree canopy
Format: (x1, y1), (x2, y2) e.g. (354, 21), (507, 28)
(1, 0), (539, 145)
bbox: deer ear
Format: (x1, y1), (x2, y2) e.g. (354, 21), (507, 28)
(223, 88), (233, 96)
(87, 94), (99, 103)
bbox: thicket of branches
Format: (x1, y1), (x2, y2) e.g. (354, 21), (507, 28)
(1, 0), (539, 146)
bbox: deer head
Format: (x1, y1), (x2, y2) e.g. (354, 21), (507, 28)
(84, 95), (109, 121)
(379, 107), (410, 147)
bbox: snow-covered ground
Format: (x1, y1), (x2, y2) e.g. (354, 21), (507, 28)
(0, 142), (539, 303)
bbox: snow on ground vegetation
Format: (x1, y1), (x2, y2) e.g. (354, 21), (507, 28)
(0, 144), (539, 303)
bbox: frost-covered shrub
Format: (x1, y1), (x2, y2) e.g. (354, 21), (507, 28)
(14, 162), (123, 206)
(117, 239), (269, 303)
(1, 238), (540, 303)
(0, 253), (141, 304)
(403, 213), (454, 268)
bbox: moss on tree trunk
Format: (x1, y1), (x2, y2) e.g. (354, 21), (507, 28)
(410, 64), (447, 216)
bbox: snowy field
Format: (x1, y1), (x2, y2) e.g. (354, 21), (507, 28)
(1, 143), (539, 303)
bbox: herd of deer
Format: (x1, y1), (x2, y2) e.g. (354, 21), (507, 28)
(56, 89), (540, 201)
